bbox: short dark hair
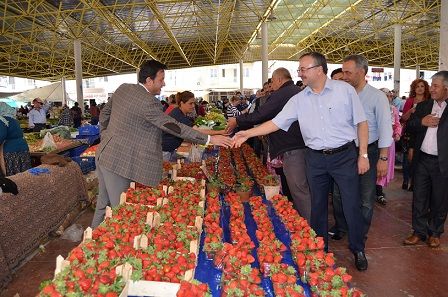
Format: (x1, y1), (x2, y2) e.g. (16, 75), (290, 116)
(299, 52), (328, 74)
(330, 68), (343, 79)
(343, 55), (368, 74)
(138, 60), (168, 84)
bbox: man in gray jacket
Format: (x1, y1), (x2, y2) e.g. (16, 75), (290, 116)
(92, 60), (232, 228)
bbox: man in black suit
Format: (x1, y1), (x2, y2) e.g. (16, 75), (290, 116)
(404, 70), (448, 248)
(226, 67), (311, 220)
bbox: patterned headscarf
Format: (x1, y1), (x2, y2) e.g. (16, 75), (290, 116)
(0, 102), (16, 127)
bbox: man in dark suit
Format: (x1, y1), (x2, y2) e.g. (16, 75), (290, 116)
(404, 70), (448, 248)
(226, 67), (311, 221)
(92, 60), (232, 228)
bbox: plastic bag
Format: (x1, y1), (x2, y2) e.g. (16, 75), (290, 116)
(40, 132), (57, 151)
(61, 224), (84, 242)
(189, 144), (204, 162)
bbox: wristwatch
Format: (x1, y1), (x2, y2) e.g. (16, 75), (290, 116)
(379, 156), (388, 161)
(360, 153), (368, 159)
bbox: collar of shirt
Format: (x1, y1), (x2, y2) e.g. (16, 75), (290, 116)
(139, 83), (150, 93)
(303, 77), (333, 96)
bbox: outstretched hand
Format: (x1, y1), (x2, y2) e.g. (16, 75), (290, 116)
(210, 135), (233, 148)
(0, 177), (18, 195)
(225, 117), (237, 134)
(232, 130), (250, 148)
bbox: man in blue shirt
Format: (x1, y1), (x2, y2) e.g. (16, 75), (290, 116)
(233, 52), (369, 271)
(330, 55), (393, 241)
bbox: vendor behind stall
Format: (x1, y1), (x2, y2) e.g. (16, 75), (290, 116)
(0, 102), (31, 177)
(162, 91), (226, 161)
(28, 98), (49, 132)
(58, 105), (73, 127)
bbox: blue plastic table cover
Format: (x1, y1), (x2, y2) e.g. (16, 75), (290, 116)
(28, 167), (50, 175)
(192, 186), (311, 297)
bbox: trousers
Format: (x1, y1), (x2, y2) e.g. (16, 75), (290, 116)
(283, 148), (311, 221)
(91, 164), (131, 228)
(305, 143), (365, 253)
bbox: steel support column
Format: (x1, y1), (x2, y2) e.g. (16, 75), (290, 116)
(239, 60), (244, 93)
(440, 0), (448, 70)
(74, 39), (84, 114)
(393, 24), (402, 95)
(61, 76), (66, 106)
(261, 21), (268, 85)
(416, 65), (420, 79)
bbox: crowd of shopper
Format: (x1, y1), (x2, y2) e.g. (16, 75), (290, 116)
(231, 52), (448, 272)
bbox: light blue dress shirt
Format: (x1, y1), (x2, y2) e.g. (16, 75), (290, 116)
(272, 78), (366, 150)
(358, 84), (393, 148)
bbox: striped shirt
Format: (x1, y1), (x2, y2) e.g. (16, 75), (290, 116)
(226, 105), (241, 118)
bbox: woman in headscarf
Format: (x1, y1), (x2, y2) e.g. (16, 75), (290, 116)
(0, 102), (31, 176)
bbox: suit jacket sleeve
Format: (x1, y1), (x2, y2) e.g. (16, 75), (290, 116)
(144, 94), (208, 145)
(407, 100), (430, 135)
(99, 100), (112, 132)
(236, 94), (280, 129)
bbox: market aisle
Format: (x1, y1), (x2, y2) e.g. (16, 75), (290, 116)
(0, 208), (95, 297)
(1, 175), (447, 297)
(328, 177), (448, 297)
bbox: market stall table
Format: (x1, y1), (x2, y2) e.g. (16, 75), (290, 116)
(29, 141), (85, 166)
(0, 162), (89, 290)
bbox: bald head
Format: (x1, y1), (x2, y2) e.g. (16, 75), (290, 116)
(271, 67), (292, 91)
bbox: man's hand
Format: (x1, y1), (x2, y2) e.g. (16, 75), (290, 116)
(232, 130), (251, 148)
(358, 156), (370, 175)
(0, 177), (18, 195)
(422, 114), (440, 128)
(210, 135), (233, 148)
(377, 159), (388, 177)
(225, 117), (237, 134)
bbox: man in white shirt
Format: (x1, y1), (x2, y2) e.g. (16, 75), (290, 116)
(404, 71), (448, 248)
(28, 98), (49, 132)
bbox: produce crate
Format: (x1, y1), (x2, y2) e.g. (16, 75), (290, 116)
(72, 156), (96, 174)
(78, 125), (100, 136)
(69, 144), (89, 157)
(76, 134), (100, 145)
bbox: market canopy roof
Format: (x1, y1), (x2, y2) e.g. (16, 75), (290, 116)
(0, 0), (441, 81)
(10, 82), (71, 102)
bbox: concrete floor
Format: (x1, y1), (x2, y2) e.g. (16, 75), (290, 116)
(1, 173), (447, 297)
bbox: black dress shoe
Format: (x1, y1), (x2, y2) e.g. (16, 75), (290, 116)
(331, 231), (345, 240)
(354, 251), (368, 271)
(402, 182), (408, 190)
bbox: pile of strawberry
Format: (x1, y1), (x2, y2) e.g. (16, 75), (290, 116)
(177, 162), (206, 180)
(240, 144), (270, 186)
(217, 149), (236, 189)
(39, 180), (206, 297)
(203, 192), (224, 260)
(221, 265), (264, 296)
(269, 263), (306, 297)
(225, 192), (255, 251)
(125, 185), (166, 206)
(177, 280), (212, 297)
(269, 194), (364, 297)
(249, 196), (286, 276)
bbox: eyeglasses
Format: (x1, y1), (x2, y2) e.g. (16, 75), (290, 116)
(297, 65), (320, 73)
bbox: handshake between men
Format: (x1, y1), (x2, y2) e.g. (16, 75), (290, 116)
(207, 133), (247, 148)
(209, 119), (278, 149)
